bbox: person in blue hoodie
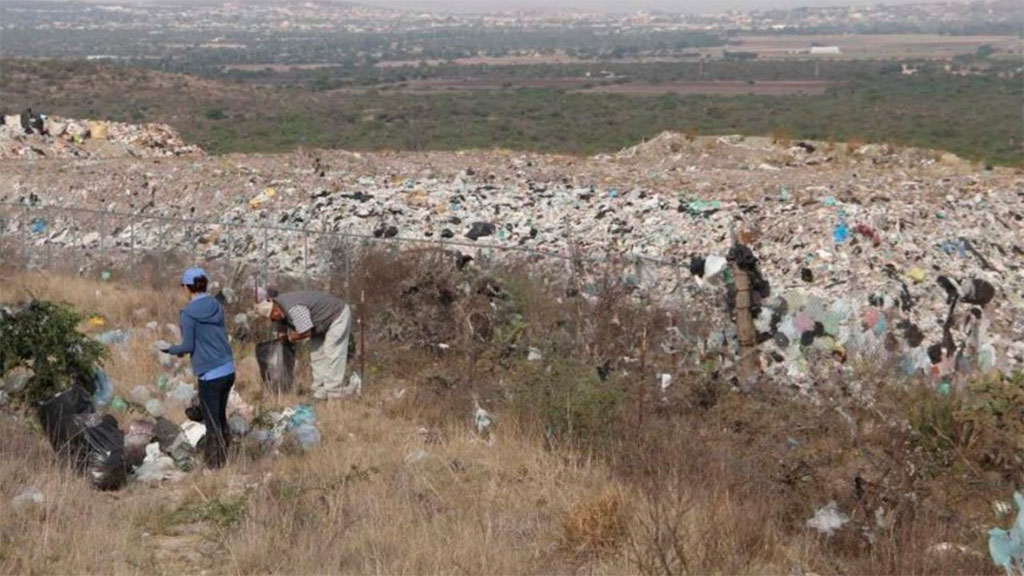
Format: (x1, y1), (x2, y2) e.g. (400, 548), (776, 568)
(161, 268), (235, 469)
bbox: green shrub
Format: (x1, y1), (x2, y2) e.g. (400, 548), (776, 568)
(957, 371), (1024, 475)
(907, 372), (1024, 478)
(0, 300), (106, 406)
(510, 356), (624, 451)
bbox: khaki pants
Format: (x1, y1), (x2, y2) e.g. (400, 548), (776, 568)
(309, 305), (354, 399)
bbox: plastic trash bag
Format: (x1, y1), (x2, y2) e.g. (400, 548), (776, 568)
(145, 398), (164, 417)
(135, 442), (184, 483)
(166, 382), (196, 407)
(130, 385), (152, 404)
(989, 491), (1024, 575)
(807, 501), (849, 536)
(78, 413), (127, 491)
(287, 404), (317, 428)
(154, 417), (183, 451)
(185, 396), (204, 423)
(96, 330), (130, 346)
(91, 369), (114, 409)
(288, 424), (321, 453)
(36, 388), (126, 491)
(124, 419), (156, 469)
(256, 339), (295, 393)
(38, 385), (94, 455)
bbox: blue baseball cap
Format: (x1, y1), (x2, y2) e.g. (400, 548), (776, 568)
(181, 267), (208, 286)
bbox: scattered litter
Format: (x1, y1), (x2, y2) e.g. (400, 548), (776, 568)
(166, 382), (196, 407)
(1, 367), (32, 393)
(405, 449), (429, 464)
(527, 347), (543, 362)
(289, 424), (321, 453)
(130, 385), (152, 404)
(91, 368), (114, 409)
(928, 542), (983, 558)
(181, 421), (207, 448)
(124, 419), (156, 469)
(988, 491), (1024, 575)
(145, 398), (164, 417)
(474, 399), (494, 437)
(135, 443), (185, 483)
(11, 487), (44, 509)
(807, 501), (849, 536)
(95, 329), (130, 345)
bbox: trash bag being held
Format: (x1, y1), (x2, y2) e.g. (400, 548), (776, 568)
(256, 339), (295, 394)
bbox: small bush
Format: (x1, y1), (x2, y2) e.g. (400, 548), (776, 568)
(510, 356), (625, 451)
(0, 300), (106, 406)
(204, 108), (227, 120)
(562, 489), (630, 555)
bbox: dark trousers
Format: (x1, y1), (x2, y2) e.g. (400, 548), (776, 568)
(198, 373), (234, 468)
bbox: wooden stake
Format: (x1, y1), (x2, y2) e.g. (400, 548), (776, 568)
(732, 263), (760, 382)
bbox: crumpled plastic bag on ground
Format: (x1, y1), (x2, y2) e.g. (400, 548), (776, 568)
(11, 487), (45, 509)
(166, 382), (196, 407)
(124, 419), (155, 469)
(807, 501), (849, 536)
(989, 491), (1024, 576)
(135, 442), (185, 483)
(249, 403), (322, 455)
(79, 413), (127, 491)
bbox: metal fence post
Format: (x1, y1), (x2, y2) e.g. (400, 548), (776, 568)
(191, 221), (198, 267)
(226, 225), (233, 273)
(130, 216), (136, 271)
(21, 204), (29, 270)
(344, 236), (351, 304)
(303, 227), (309, 289)
(99, 210), (107, 265)
(261, 224), (269, 288)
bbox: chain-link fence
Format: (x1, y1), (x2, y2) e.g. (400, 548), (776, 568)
(0, 200), (701, 307)
(1, 199), (742, 391)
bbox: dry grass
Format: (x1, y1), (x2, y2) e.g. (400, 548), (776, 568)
(1, 266), (1015, 575)
(0, 271), (633, 575)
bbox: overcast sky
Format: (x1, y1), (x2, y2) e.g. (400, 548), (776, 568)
(356, 0), (934, 13)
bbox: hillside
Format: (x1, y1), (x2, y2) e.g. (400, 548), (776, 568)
(1, 60), (1021, 165)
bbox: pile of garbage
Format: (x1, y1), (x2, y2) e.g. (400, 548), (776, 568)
(0, 110), (202, 159)
(3, 317), (321, 491)
(2, 132), (1022, 378)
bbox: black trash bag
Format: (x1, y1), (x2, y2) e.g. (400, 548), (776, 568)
(185, 396), (204, 423)
(37, 385), (94, 458)
(37, 387), (126, 491)
(154, 416), (183, 452)
(256, 339), (295, 393)
(78, 413), (127, 491)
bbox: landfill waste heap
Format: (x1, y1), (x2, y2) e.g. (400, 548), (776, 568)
(0, 111), (202, 159)
(1, 125), (1022, 381)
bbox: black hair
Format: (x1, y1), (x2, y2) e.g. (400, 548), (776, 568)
(186, 276), (208, 294)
